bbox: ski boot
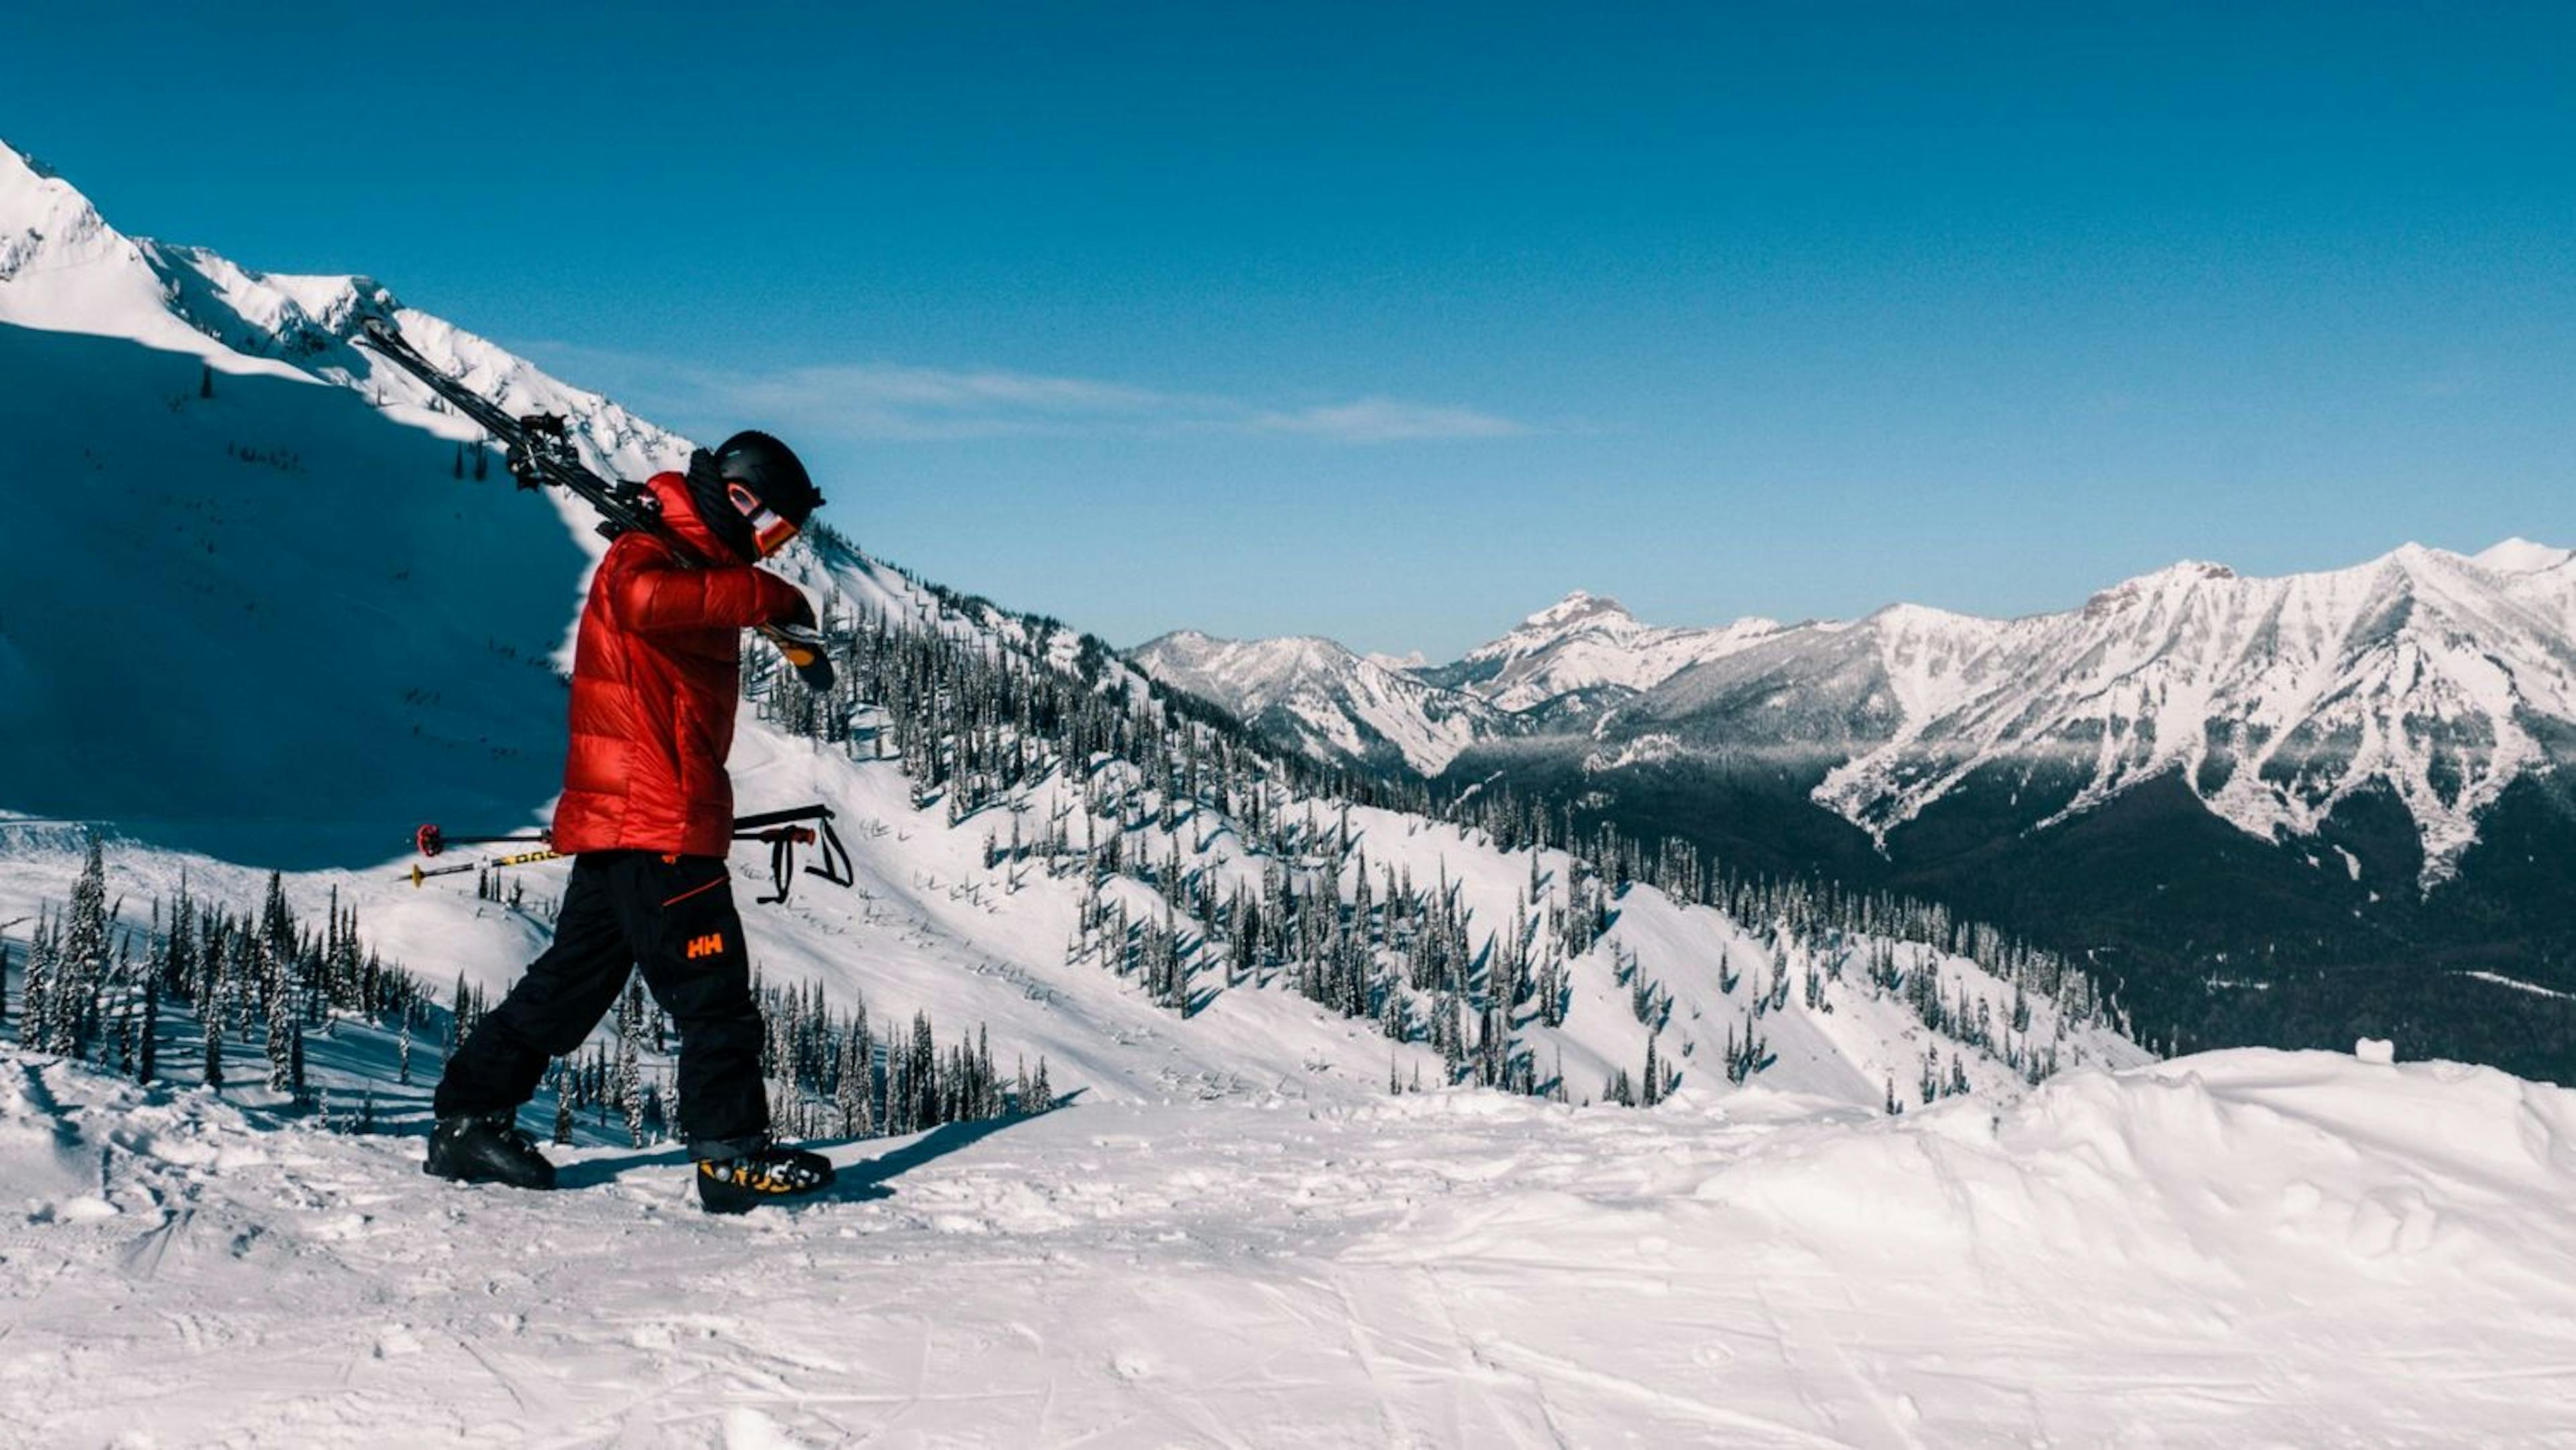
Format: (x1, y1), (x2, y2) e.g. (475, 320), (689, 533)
(423, 1111), (557, 1190)
(695, 1143), (836, 1214)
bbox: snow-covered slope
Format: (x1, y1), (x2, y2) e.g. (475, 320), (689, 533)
(9, 1041), (2573, 1445)
(0, 142), (247, 360)
(0, 138), (691, 868)
(1128, 629), (1509, 775)
(0, 139), (686, 485)
(0, 133), (2133, 1117)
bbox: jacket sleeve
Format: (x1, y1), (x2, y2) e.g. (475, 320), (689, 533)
(608, 549), (807, 634)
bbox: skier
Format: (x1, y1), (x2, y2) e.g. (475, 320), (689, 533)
(425, 432), (839, 1212)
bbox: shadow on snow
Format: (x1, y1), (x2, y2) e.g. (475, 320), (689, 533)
(552, 1090), (1085, 1200)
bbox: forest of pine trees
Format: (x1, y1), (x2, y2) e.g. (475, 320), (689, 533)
(7, 835), (431, 1104)
(737, 541), (2133, 1109)
(4, 833), (1050, 1149)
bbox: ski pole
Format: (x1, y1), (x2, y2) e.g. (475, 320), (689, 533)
(413, 823), (551, 858)
(402, 845), (565, 889)
(403, 808), (848, 901)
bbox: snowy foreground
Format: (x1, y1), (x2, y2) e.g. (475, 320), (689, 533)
(7, 1047), (2575, 1447)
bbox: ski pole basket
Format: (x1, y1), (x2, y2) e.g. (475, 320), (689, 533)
(731, 805), (853, 905)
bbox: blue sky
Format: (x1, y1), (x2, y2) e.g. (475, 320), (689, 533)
(9, 2), (2571, 657)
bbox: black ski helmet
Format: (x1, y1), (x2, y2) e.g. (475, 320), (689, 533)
(686, 430), (823, 558)
(715, 430), (822, 522)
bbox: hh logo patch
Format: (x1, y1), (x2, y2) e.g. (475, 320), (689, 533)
(686, 932), (724, 960)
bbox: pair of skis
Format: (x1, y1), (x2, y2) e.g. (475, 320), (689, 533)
(355, 314), (834, 691)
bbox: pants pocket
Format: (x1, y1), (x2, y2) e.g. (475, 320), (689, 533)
(653, 858), (743, 972)
(659, 858), (730, 911)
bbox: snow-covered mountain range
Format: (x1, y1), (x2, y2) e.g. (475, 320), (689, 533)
(1138, 546), (2576, 892)
(1134, 592), (1792, 778)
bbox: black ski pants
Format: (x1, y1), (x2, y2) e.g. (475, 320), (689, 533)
(434, 850), (767, 1154)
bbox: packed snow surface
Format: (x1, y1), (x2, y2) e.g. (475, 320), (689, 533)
(6, 1045), (2574, 1447)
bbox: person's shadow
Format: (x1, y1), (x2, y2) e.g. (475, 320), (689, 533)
(555, 1090), (1083, 1202)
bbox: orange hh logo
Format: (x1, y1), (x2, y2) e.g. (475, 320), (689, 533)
(686, 932), (724, 960)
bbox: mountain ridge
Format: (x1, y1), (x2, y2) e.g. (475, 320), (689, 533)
(1137, 537), (2576, 890)
(1126, 627), (1509, 776)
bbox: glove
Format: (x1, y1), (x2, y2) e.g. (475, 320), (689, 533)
(792, 651), (837, 692)
(761, 622), (836, 692)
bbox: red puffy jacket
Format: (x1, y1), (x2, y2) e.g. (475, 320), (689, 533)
(549, 472), (808, 858)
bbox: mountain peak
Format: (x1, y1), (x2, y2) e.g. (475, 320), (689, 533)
(1521, 589), (1633, 631)
(1135, 628), (1224, 651)
(0, 135), (53, 180)
(2141, 559), (2237, 586)
(1, 136), (94, 236)
(2471, 537), (2573, 575)
(2082, 560), (2236, 616)
(0, 139), (181, 345)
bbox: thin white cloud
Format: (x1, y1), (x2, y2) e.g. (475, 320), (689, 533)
(698, 363), (1228, 441)
(517, 342), (1529, 445)
(1252, 397), (1530, 443)
(720, 364), (1175, 416)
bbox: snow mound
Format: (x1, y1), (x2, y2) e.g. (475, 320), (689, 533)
(1706, 1051), (2576, 1267)
(1352, 1049), (2576, 1444)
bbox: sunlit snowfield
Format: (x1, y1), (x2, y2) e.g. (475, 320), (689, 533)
(7, 1047), (2575, 1447)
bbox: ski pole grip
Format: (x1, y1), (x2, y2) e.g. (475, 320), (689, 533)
(733, 805), (833, 831)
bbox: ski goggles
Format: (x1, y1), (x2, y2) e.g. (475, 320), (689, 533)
(727, 480), (798, 556)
